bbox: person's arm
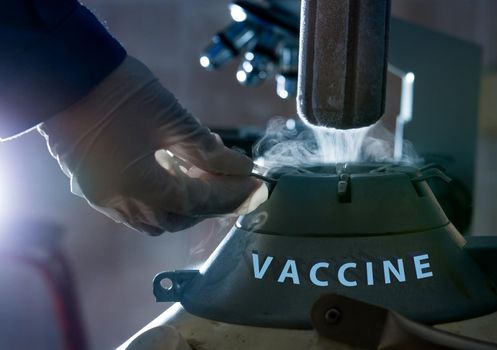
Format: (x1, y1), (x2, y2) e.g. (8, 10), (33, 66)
(0, 0), (126, 138)
(1, 1), (267, 234)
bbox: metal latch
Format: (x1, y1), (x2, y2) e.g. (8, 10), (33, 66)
(337, 173), (351, 203)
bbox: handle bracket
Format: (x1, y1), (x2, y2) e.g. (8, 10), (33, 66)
(153, 270), (199, 302)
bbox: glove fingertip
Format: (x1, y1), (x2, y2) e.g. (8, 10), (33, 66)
(214, 148), (254, 176)
(233, 181), (269, 215)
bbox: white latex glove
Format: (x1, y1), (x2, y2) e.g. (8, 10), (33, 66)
(38, 56), (267, 234)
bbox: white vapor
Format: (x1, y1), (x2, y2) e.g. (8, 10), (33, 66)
(253, 117), (420, 170)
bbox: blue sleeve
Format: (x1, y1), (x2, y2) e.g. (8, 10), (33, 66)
(0, 0), (127, 139)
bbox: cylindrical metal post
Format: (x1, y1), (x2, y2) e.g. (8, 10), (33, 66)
(297, 0), (391, 129)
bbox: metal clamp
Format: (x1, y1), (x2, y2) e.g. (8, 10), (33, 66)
(251, 172), (277, 185)
(411, 168), (452, 184)
(153, 270), (199, 302)
(337, 172), (351, 203)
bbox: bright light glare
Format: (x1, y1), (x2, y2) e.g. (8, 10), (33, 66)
(199, 56), (210, 68)
(286, 119), (296, 130)
(0, 152), (19, 222)
(400, 72), (415, 121)
(394, 71), (415, 161)
(0, 178), (9, 221)
(278, 90), (289, 99)
(245, 52), (254, 60)
(406, 72), (415, 83)
(236, 70), (247, 83)
(276, 75), (289, 99)
(230, 5), (247, 22)
(242, 61), (253, 73)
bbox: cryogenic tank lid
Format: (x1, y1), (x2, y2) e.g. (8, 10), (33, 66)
(239, 163), (449, 236)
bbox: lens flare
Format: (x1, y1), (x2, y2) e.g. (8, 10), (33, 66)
(236, 70), (247, 83)
(230, 5), (247, 22)
(199, 56), (210, 68)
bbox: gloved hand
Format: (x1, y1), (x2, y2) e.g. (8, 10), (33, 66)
(38, 56), (268, 234)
